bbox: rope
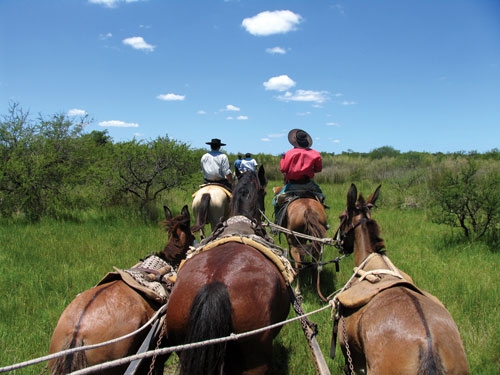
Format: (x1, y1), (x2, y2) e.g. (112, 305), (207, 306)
(0, 304), (168, 373)
(261, 211), (337, 245)
(68, 302), (335, 375)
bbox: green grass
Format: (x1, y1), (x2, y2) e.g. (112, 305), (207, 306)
(1, 182), (499, 374)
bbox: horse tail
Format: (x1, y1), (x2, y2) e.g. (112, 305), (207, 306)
(304, 208), (326, 257)
(179, 281), (233, 375)
(192, 193), (211, 232)
(417, 345), (446, 375)
(49, 339), (88, 375)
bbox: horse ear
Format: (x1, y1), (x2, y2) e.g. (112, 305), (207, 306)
(347, 184), (357, 210)
(181, 205), (190, 220)
(366, 185), (382, 207)
(164, 205), (173, 220)
(235, 167), (241, 178)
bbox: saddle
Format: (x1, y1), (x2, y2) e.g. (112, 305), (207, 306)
(335, 252), (444, 309)
(274, 190), (323, 227)
(97, 255), (177, 304)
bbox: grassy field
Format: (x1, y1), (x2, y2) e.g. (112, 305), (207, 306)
(1, 181), (499, 374)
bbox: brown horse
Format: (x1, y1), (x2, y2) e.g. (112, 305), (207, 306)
(332, 184), (469, 374)
(48, 205), (195, 375)
(274, 186), (328, 299)
(166, 166), (292, 375)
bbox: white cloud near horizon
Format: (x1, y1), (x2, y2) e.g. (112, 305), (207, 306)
(266, 46), (286, 55)
(99, 120), (139, 128)
(263, 75), (296, 91)
(157, 93), (185, 101)
(242, 10), (302, 36)
(67, 108), (87, 117)
(225, 104), (240, 111)
(122, 36), (155, 52)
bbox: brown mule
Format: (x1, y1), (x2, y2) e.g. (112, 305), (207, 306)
(166, 166), (291, 375)
(48, 205), (195, 375)
(332, 184), (469, 375)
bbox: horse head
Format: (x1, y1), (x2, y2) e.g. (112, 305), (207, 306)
(159, 205), (195, 268)
(230, 165), (267, 222)
(337, 184), (384, 259)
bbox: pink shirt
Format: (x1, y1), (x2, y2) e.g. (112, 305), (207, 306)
(280, 147), (322, 181)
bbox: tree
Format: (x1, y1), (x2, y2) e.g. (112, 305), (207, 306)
(0, 103), (89, 220)
(430, 158), (500, 240)
(112, 136), (199, 220)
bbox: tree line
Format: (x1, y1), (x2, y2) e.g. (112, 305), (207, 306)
(1, 103), (499, 245)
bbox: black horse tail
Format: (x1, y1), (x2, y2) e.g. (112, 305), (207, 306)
(417, 344), (446, 375)
(179, 281), (233, 375)
(192, 193), (211, 233)
(49, 339), (88, 375)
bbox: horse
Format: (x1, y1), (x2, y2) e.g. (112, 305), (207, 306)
(166, 165), (292, 375)
(273, 186), (328, 300)
(331, 184), (469, 374)
(192, 183), (231, 239)
(48, 205), (195, 375)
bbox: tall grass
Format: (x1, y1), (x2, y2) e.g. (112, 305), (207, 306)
(0, 182), (499, 374)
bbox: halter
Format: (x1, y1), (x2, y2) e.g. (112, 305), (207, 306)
(334, 207), (372, 255)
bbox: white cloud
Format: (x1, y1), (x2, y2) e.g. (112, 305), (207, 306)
(157, 93), (185, 101)
(277, 89), (329, 104)
(341, 100), (357, 106)
(266, 46), (286, 55)
(67, 108), (87, 117)
(263, 75), (296, 92)
(242, 10), (302, 36)
(99, 32), (113, 40)
(225, 104), (240, 111)
(99, 120), (139, 128)
(236, 115), (248, 120)
(89, 0), (145, 8)
(197, 110), (207, 115)
(327, 122), (341, 127)
(122, 36), (155, 52)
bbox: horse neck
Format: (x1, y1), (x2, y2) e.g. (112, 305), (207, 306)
(353, 222), (375, 267)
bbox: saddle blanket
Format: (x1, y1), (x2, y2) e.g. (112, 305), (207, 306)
(97, 255), (177, 304)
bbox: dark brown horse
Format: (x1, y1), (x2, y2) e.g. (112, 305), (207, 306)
(166, 166), (292, 375)
(274, 186), (328, 299)
(332, 184), (469, 374)
(48, 205), (195, 375)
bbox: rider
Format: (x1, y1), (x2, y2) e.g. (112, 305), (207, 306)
(201, 138), (233, 191)
(274, 129), (326, 217)
(240, 153), (258, 172)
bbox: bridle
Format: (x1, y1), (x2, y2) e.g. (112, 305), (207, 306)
(334, 206), (372, 255)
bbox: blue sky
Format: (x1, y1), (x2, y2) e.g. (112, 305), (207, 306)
(1, 0), (499, 155)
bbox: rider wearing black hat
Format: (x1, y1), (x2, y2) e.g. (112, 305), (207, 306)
(201, 138), (233, 190)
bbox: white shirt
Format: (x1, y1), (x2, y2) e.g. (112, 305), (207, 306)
(240, 157), (258, 172)
(201, 151), (232, 180)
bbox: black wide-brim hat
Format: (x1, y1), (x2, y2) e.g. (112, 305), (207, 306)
(288, 129), (312, 148)
(205, 138), (226, 147)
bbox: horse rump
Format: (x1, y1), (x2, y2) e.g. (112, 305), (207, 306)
(192, 193), (211, 233)
(179, 281), (233, 375)
(48, 339), (88, 375)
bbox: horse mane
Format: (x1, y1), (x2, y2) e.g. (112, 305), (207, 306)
(366, 219), (385, 253)
(231, 170), (261, 221)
